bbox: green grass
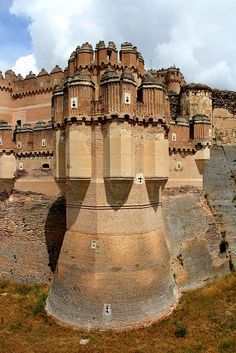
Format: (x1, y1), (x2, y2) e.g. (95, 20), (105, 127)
(0, 273), (235, 353)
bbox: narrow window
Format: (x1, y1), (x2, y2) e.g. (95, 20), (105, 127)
(172, 133), (176, 142)
(124, 92), (131, 105)
(70, 97), (78, 108)
(41, 139), (46, 147)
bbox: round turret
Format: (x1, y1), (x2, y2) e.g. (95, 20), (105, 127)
(76, 43), (94, 68)
(100, 67), (119, 84)
(120, 68), (135, 83)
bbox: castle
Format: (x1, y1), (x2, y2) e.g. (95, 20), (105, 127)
(0, 41), (235, 329)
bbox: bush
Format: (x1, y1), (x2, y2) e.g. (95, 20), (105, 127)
(175, 323), (187, 338)
(32, 292), (47, 315)
(16, 284), (32, 296)
(218, 339), (236, 353)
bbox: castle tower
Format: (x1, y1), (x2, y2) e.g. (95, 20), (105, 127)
(166, 67), (182, 94)
(100, 67), (120, 114)
(180, 84), (212, 143)
(120, 42), (138, 69)
(76, 42), (94, 68)
(46, 43), (178, 329)
(138, 73), (166, 118)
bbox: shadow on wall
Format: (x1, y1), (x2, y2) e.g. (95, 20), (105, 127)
(104, 179), (133, 210)
(45, 196), (66, 272)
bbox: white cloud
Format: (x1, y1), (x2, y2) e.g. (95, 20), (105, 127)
(12, 54), (38, 77)
(7, 0), (236, 90)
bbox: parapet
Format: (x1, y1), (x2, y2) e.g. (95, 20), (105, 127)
(181, 83), (212, 93)
(0, 65), (64, 99)
(0, 120), (12, 131)
(68, 41), (145, 76)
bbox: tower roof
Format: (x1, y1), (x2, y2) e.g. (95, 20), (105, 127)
(141, 72), (163, 86)
(120, 68), (135, 82)
(100, 67), (119, 83)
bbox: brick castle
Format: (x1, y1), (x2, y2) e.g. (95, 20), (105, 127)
(0, 41), (234, 329)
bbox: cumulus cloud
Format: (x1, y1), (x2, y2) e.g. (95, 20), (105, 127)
(12, 54), (38, 76)
(8, 0), (236, 89)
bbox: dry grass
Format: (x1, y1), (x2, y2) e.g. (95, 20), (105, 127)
(0, 274), (236, 353)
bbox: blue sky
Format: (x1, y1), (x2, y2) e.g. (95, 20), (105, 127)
(0, 0), (31, 68)
(1, 0), (236, 90)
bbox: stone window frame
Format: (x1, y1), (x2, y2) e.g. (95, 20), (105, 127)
(19, 162), (24, 170)
(17, 141), (22, 149)
(124, 92), (131, 105)
(41, 138), (46, 147)
(70, 97), (78, 109)
(172, 133), (177, 141)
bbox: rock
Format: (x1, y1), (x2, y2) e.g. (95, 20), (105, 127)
(79, 338), (89, 345)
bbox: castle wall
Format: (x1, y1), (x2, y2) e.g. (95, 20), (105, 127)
(0, 192), (65, 283)
(0, 89), (12, 123)
(12, 92), (52, 125)
(167, 151), (208, 188)
(212, 89), (236, 143)
(180, 86), (212, 121)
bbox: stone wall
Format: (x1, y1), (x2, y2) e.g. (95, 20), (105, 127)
(168, 92), (180, 120)
(0, 190), (66, 283)
(212, 89), (236, 114)
(212, 89), (236, 143)
(162, 186), (228, 291)
(204, 145), (236, 268)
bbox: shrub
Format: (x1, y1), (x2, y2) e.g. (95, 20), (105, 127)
(16, 284), (32, 296)
(32, 292), (47, 315)
(175, 323), (187, 338)
(218, 339), (236, 353)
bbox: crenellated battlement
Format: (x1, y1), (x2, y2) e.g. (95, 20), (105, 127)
(68, 41), (145, 77)
(0, 66), (65, 99)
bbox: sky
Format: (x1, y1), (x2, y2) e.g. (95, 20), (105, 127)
(0, 0), (236, 90)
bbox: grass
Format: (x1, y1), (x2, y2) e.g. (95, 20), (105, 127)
(0, 274), (235, 353)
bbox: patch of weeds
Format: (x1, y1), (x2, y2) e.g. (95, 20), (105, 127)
(182, 347), (202, 353)
(0, 280), (10, 290)
(211, 315), (221, 325)
(25, 324), (33, 333)
(175, 323), (187, 338)
(123, 331), (135, 343)
(16, 284), (32, 296)
(79, 333), (99, 347)
(10, 321), (22, 332)
(0, 337), (6, 349)
(32, 292), (47, 315)
(224, 321), (236, 330)
(218, 339), (236, 353)
(186, 293), (212, 311)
